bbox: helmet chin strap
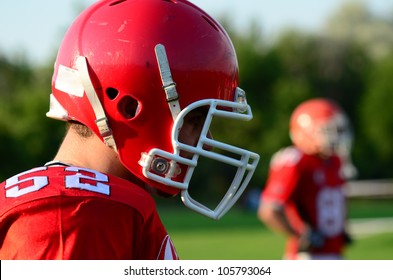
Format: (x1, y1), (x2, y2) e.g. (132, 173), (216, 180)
(155, 44), (181, 120)
(76, 56), (118, 152)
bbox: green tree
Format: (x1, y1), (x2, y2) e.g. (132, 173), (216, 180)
(0, 56), (64, 180)
(358, 54), (393, 178)
(325, 2), (393, 60)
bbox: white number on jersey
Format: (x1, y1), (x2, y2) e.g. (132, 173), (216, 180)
(316, 188), (345, 237)
(4, 166), (110, 198)
(5, 167), (49, 198)
(65, 166), (110, 195)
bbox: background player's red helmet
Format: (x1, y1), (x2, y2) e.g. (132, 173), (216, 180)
(47, 0), (259, 219)
(289, 98), (352, 158)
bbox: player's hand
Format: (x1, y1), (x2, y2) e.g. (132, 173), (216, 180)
(298, 227), (325, 252)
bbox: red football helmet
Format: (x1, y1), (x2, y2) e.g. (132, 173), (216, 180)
(47, 0), (259, 219)
(289, 98), (353, 158)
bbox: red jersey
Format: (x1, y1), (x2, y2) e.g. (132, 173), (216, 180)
(261, 146), (347, 259)
(0, 164), (178, 260)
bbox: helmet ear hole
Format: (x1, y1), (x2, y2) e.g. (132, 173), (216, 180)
(118, 96), (139, 119)
(106, 87), (119, 100)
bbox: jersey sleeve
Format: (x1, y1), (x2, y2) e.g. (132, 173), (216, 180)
(0, 196), (141, 259)
(261, 147), (304, 206)
(139, 208), (178, 260)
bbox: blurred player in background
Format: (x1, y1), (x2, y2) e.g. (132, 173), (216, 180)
(258, 98), (355, 260)
(0, 0), (259, 259)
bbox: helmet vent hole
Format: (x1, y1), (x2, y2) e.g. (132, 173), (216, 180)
(109, 0), (127, 6)
(106, 87), (119, 100)
(162, 0), (177, 3)
(202, 15), (219, 32)
(118, 96), (139, 119)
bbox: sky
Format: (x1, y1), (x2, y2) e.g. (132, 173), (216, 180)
(0, 0), (391, 65)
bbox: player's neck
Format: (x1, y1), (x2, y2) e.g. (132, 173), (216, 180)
(52, 128), (130, 179)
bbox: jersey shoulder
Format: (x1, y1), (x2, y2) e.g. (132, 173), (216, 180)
(106, 173), (158, 218)
(0, 165), (157, 222)
(270, 146), (305, 169)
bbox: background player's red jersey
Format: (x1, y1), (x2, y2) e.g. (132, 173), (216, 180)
(261, 146), (347, 259)
(0, 164), (178, 260)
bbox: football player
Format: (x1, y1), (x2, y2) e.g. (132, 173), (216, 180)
(258, 98), (354, 260)
(0, 0), (259, 259)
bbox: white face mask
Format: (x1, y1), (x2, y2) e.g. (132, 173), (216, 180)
(137, 45), (260, 220)
(317, 113), (352, 156)
(139, 97), (260, 220)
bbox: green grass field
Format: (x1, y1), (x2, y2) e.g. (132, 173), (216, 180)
(157, 198), (393, 260)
